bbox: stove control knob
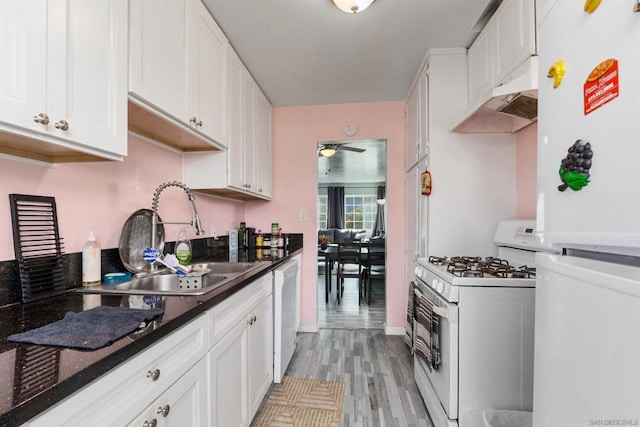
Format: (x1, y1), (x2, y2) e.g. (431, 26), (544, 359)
(431, 279), (438, 290)
(416, 268), (423, 279)
(436, 281), (445, 293)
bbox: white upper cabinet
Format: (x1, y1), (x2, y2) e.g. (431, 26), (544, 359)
(183, 46), (272, 201)
(491, 0), (536, 85)
(129, 0), (190, 123)
(466, 27), (493, 108)
(129, 0), (228, 150)
(254, 89), (273, 198)
(466, 0), (536, 108)
(0, 0), (127, 163)
(190, 0), (228, 148)
(405, 67), (428, 172)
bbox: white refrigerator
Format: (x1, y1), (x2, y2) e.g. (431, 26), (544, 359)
(534, 1), (640, 426)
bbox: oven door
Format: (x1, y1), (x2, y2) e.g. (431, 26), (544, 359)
(414, 276), (459, 421)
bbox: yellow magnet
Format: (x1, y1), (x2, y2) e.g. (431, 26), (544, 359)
(547, 61), (567, 89)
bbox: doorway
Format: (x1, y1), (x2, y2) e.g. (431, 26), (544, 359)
(316, 139), (387, 329)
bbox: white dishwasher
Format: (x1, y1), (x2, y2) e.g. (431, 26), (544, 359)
(272, 259), (299, 383)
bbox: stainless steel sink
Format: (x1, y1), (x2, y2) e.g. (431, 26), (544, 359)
(190, 262), (260, 274)
(76, 261), (270, 296)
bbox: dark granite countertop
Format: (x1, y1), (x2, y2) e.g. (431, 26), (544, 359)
(0, 244), (302, 426)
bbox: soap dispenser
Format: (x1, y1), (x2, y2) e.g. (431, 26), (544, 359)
(82, 231), (101, 286)
(175, 228), (192, 266)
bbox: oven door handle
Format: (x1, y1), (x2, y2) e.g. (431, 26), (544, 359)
(414, 288), (459, 323)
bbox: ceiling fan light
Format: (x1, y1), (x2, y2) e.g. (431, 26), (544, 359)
(331, 0), (375, 14)
(320, 148), (337, 157)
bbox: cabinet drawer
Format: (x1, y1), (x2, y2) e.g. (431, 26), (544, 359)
(207, 274), (272, 349)
(26, 314), (208, 426)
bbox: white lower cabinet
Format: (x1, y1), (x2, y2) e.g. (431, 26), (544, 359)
(25, 314), (208, 426)
(128, 358), (208, 427)
(207, 274), (274, 427)
(24, 274), (275, 427)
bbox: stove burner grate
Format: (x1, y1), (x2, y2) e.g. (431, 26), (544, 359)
(431, 255), (536, 279)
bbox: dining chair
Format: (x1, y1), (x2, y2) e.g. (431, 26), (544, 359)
(336, 241), (363, 305)
(362, 238), (385, 305)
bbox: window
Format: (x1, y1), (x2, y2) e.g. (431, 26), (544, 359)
(317, 195), (327, 229)
(345, 195), (377, 230)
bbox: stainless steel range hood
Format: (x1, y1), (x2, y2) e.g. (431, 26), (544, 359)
(452, 56), (539, 134)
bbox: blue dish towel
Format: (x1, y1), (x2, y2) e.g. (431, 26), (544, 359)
(8, 306), (164, 350)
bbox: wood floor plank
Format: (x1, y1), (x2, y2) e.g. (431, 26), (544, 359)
(285, 329), (434, 427)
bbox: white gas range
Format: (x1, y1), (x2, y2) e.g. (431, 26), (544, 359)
(411, 220), (548, 427)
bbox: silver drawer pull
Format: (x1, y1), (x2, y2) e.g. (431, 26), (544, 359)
(142, 419), (157, 427)
(157, 404), (170, 417)
(33, 113), (49, 125)
(190, 116), (197, 124)
(146, 369), (160, 381)
(54, 120), (69, 131)
(196, 120), (202, 127)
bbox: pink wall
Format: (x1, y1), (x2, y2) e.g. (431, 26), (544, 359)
(516, 123), (538, 219)
(0, 135), (244, 261)
(244, 102), (406, 330)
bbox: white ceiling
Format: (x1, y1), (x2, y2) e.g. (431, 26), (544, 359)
(317, 139), (387, 185)
(203, 0), (500, 107)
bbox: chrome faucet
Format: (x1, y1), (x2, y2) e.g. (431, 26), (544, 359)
(150, 182), (206, 266)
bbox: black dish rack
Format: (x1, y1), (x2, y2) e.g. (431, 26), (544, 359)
(9, 194), (66, 303)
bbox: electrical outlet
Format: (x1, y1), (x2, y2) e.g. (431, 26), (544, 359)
(299, 210), (308, 221)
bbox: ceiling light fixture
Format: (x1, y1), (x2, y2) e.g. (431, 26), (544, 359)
(331, 0), (375, 14)
(319, 147), (337, 157)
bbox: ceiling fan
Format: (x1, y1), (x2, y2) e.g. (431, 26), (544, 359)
(317, 143), (366, 157)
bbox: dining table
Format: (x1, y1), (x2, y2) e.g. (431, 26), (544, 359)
(318, 242), (369, 303)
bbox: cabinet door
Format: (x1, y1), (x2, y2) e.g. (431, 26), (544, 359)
(47, 0), (127, 155)
(243, 73), (257, 193)
(254, 89), (272, 198)
(467, 26), (493, 108)
(227, 48), (246, 190)
(0, 0), (47, 132)
(492, 0), (536, 85)
(128, 358), (208, 427)
(190, 0), (228, 146)
(248, 294), (273, 419)
(129, 0), (190, 123)
(405, 80), (419, 171)
(209, 319), (249, 427)
(416, 70), (428, 162)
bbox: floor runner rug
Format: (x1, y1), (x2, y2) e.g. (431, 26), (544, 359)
(252, 376), (345, 427)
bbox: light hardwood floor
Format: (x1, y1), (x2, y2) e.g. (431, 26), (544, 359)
(286, 329), (434, 427)
(317, 269), (386, 329)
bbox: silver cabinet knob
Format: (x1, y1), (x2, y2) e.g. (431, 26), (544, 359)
(142, 419), (157, 427)
(146, 369), (160, 381)
(157, 404), (170, 417)
(247, 318), (253, 325)
(54, 120), (69, 131)
(196, 120), (202, 127)
(189, 116), (197, 124)
(33, 113), (49, 125)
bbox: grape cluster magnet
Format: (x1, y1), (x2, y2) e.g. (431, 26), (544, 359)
(558, 140), (593, 191)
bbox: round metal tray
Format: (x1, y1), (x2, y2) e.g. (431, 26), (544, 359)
(119, 209), (165, 274)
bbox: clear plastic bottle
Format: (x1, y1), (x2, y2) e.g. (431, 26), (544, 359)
(175, 228), (192, 266)
(277, 227), (284, 248)
(82, 231), (101, 286)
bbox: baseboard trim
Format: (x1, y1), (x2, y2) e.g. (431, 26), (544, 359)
(298, 323), (319, 333)
(385, 325), (406, 336)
